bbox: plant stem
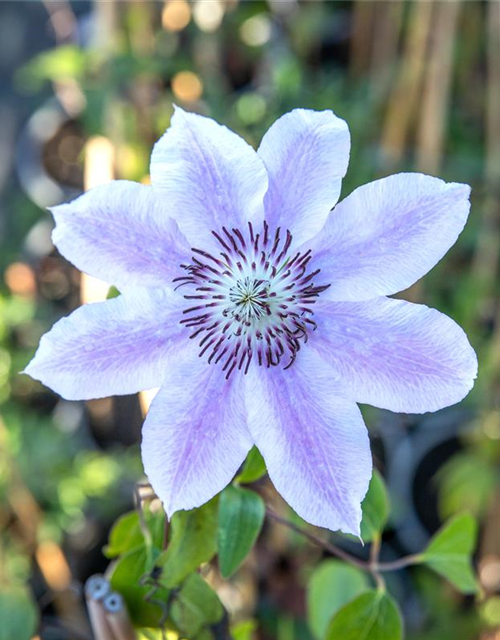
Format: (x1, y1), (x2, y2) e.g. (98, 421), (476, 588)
(265, 509), (368, 571)
(265, 508), (420, 575)
(375, 554), (422, 572)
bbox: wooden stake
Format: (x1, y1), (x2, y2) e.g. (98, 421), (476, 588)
(85, 575), (115, 640)
(471, 0), (500, 296)
(380, 0), (434, 167)
(104, 592), (137, 640)
(415, 0), (462, 175)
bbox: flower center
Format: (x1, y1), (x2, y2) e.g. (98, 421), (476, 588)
(174, 222), (329, 378)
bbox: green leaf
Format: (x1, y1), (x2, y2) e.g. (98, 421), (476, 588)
(232, 620), (258, 640)
(158, 499), (218, 587)
(195, 630), (215, 640)
(147, 509), (168, 554)
(360, 470), (390, 543)
(18, 45), (88, 89)
(437, 453), (497, 519)
(236, 447), (267, 484)
(107, 286), (120, 299)
(0, 585), (38, 640)
(171, 573), (223, 637)
(326, 590), (403, 640)
(307, 560), (369, 639)
(421, 513), (478, 593)
(218, 485), (265, 578)
(137, 630), (163, 640)
(104, 508), (165, 560)
(104, 512), (144, 558)
(110, 547), (169, 627)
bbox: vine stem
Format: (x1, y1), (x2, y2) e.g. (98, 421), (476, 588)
(374, 554), (422, 572)
(265, 508), (420, 575)
(266, 509), (367, 570)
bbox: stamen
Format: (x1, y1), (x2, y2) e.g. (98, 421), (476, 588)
(175, 222), (329, 377)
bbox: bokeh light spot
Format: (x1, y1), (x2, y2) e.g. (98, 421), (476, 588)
(193, 0), (224, 33)
(240, 14), (272, 47)
(482, 596), (500, 627)
(172, 70), (203, 103)
(480, 556), (500, 591)
(4, 262), (36, 297)
(236, 93), (266, 125)
(162, 0), (191, 32)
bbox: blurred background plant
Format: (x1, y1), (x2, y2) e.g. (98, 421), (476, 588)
(0, 0), (499, 639)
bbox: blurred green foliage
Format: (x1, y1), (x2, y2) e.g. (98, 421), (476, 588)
(326, 590), (403, 640)
(1, 1), (499, 639)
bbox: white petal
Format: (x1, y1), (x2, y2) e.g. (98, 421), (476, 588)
(150, 106), (268, 247)
(52, 181), (190, 290)
(25, 288), (187, 400)
(141, 344), (253, 516)
(307, 173), (471, 301)
(258, 109), (350, 244)
(313, 297), (478, 413)
(244, 348), (371, 535)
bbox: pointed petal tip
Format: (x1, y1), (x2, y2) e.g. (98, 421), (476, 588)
(148, 480), (216, 520)
(337, 508), (363, 538)
(22, 356), (39, 379)
(445, 181), (472, 208)
(306, 508), (362, 537)
(46, 203), (65, 218)
(171, 103), (188, 122)
(451, 180), (471, 197)
(159, 498), (174, 522)
(149, 484), (215, 523)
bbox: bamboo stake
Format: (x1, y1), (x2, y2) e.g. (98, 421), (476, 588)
(480, 0), (500, 379)
(380, 0), (434, 167)
(350, 0), (375, 78)
(471, 0), (500, 307)
(85, 576), (115, 640)
(104, 592), (137, 640)
(81, 136), (115, 305)
(92, 0), (118, 50)
(370, 0), (404, 94)
(415, 0), (462, 175)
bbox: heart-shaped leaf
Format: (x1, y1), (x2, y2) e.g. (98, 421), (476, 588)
(157, 498), (218, 587)
(171, 573), (223, 637)
(307, 560), (369, 639)
(326, 590), (403, 640)
(421, 513), (478, 593)
(0, 586), (38, 640)
(218, 485), (265, 578)
(360, 469), (389, 543)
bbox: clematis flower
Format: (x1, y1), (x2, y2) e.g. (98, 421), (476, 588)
(25, 107), (477, 536)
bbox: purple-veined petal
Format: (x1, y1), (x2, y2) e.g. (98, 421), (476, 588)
(150, 106), (268, 247)
(258, 109), (350, 245)
(24, 288), (187, 400)
(141, 344), (253, 516)
(244, 348), (371, 535)
(307, 173), (471, 301)
(51, 181), (191, 290)
(312, 296), (477, 413)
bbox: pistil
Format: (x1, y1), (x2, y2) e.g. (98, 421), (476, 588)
(174, 222), (329, 378)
